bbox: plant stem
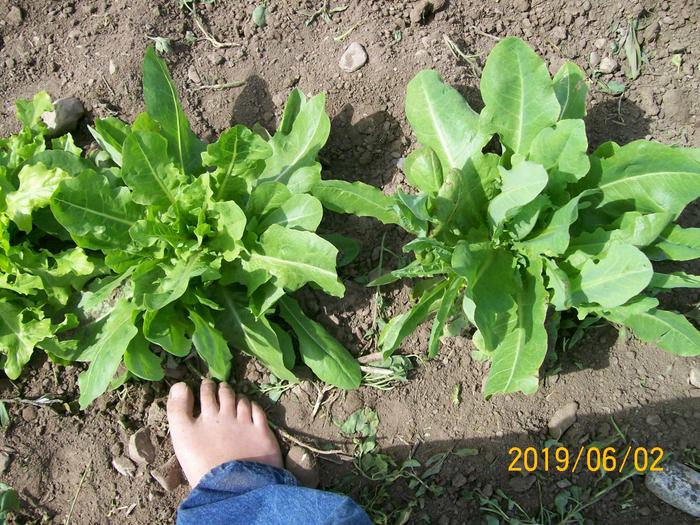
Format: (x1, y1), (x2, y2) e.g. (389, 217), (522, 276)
(65, 459), (92, 525)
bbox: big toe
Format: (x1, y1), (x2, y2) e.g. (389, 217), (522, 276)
(167, 382), (194, 426)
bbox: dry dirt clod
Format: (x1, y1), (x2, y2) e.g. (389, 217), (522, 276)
(187, 65), (201, 84)
(637, 87), (659, 116)
(339, 43), (367, 73)
(0, 452), (12, 475)
(662, 89), (689, 124)
(548, 401), (578, 439)
(7, 5), (23, 26)
(285, 446), (319, 488)
(598, 57), (618, 74)
(41, 97), (85, 137)
(593, 37), (607, 49)
(409, 0), (446, 24)
(451, 472), (467, 488)
(128, 428), (156, 466)
(645, 461), (700, 518)
(151, 455), (184, 491)
(689, 368), (700, 388)
(21, 406), (37, 422)
(112, 456), (137, 477)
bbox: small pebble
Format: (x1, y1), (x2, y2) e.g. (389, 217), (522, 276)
(339, 42), (368, 73)
(688, 368), (700, 388)
(598, 57), (618, 74)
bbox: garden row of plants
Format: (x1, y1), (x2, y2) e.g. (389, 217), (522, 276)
(1, 37), (699, 408)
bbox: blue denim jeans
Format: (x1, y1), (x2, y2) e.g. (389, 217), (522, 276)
(177, 460), (372, 525)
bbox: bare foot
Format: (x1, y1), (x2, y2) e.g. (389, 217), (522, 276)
(167, 379), (283, 487)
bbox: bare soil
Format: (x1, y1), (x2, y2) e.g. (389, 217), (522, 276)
(1, 0), (699, 524)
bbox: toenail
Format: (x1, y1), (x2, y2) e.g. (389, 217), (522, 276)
(170, 382), (188, 398)
(202, 378), (215, 385)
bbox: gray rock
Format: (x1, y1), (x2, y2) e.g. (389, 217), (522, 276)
(41, 97), (85, 137)
(662, 89), (689, 124)
(589, 51), (600, 67)
(645, 461), (700, 518)
(151, 455), (184, 491)
(548, 401), (578, 439)
(689, 368), (700, 388)
(339, 43), (367, 73)
(7, 6), (23, 26)
(285, 446), (319, 488)
(112, 456), (137, 477)
(128, 428), (156, 466)
(598, 57), (618, 74)
(0, 452), (11, 475)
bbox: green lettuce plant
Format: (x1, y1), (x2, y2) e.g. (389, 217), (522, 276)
(313, 37), (700, 397)
(2, 48), (362, 407)
(0, 93), (106, 384)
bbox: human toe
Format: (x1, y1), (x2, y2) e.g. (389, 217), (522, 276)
(167, 382), (194, 425)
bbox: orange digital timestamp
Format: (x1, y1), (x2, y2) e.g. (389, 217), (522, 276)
(507, 446), (664, 474)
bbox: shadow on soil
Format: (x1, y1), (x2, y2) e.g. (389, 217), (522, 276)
(268, 396), (698, 525)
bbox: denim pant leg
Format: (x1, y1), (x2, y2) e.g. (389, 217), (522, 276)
(177, 460), (372, 525)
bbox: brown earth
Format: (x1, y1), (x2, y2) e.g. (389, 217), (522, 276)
(1, 0), (699, 524)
